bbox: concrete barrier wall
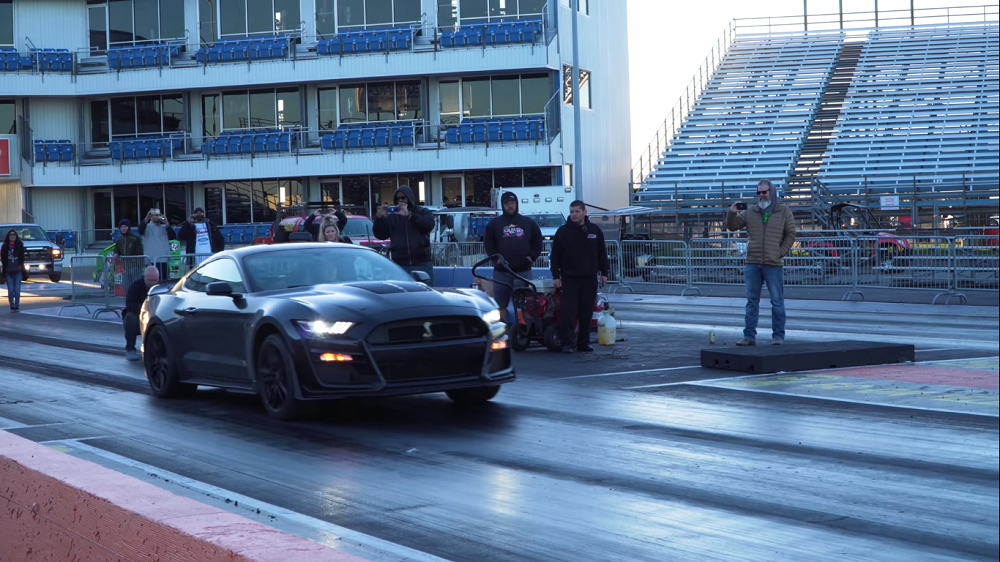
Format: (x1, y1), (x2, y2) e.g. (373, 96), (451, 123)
(0, 430), (371, 562)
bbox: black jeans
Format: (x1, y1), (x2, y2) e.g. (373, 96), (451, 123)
(123, 311), (140, 351)
(559, 275), (597, 349)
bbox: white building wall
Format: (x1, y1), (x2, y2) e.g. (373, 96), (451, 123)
(28, 187), (86, 232)
(13, 0), (87, 52)
(27, 99), (80, 143)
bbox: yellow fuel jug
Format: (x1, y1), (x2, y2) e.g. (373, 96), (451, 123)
(597, 312), (616, 345)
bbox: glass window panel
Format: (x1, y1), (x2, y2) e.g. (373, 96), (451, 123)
(114, 185), (140, 229)
(367, 83), (395, 122)
(489, 0), (516, 18)
(161, 95), (184, 132)
(246, 0), (273, 34)
(198, 0), (217, 43)
(133, 0), (159, 42)
(318, 89), (337, 130)
(278, 179), (302, 207)
(437, 0), (457, 28)
(371, 174), (397, 207)
(225, 181), (253, 223)
(164, 184), (186, 226)
(204, 185), (224, 224)
(367, 0), (392, 26)
(320, 181), (340, 203)
(523, 167), (552, 187)
(395, 0), (421, 23)
(519, 0), (544, 14)
(439, 81), (460, 125)
(338, 0), (364, 29)
(222, 91), (249, 129)
(161, 0), (186, 39)
(139, 185), (165, 222)
(491, 77), (519, 116)
(252, 180), (279, 223)
(520, 74), (549, 115)
(464, 171), (492, 206)
(275, 0), (300, 32)
(339, 85), (366, 123)
(90, 100), (109, 147)
(462, 78), (491, 118)
(401, 173), (426, 203)
(0, 101), (15, 136)
(111, 97), (137, 136)
(249, 89), (276, 128)
(220, 0), (246, 36)
(109, 0), (134, 44)
(316, 0), (336, 36)
(89, 5), (108, 53)
(493, 169), (522, 189)
(276, 89), (300, 127)
(395, 81), (421, 121)
(0, 1), (13, 46)
(341, 175), (371, 215)
(562, 65), (573, 105)
(441, 175), (463, 207)
(202, 94), (220, 137)
(135, 95), (161, 134)
(461, 0), (488, 19)
(580, 69), (591, 109)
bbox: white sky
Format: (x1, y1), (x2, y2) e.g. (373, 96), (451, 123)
(625, 0), (991, 169)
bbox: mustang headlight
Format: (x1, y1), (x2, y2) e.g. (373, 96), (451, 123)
(295, 320), (354, 338)
(482, 309), (502, 326)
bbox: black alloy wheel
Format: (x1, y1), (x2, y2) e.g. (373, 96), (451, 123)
(144, 327), (197, 398)
(446, 385), (501, 404)
(256, 334), (305, 420)
(510, 323), (532, 351)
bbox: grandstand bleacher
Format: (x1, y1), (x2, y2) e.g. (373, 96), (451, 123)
(201, 129), (297, 156)
(33, 140), (74, 163)
(108, 42), (183, 69)
(317, 26), (417, 54)
(445, 116), (546, 144)
(438, 19), (543, 47)
(195, 35), (291, 63)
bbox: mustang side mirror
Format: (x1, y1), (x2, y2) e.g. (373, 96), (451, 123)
(410, 270), (431, 284)
(148, 282), (172, 296)
(206, 281), (243, 301)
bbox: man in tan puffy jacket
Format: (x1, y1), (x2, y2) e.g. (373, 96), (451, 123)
(726, 179), (796, 345)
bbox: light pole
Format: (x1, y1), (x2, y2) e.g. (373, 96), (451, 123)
(571, 0), (583, 202)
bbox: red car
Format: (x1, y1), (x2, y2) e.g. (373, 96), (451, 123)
(254, 215), (388, 248)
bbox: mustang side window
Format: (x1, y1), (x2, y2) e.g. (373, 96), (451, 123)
(184, 258), (246, 293)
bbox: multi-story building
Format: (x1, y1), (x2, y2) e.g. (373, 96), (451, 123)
(0, 0), (631, 248)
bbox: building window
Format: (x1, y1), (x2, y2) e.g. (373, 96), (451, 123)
(316, 0), (336, 37)
(219, 88), (301, 130)
(91, 100), (109, 147)
(111, 184), (187, 230)
(211, 179), (302, 224)
(202, 94), (221, 138)
(442, 74), (550, 122)
(334, 0), (421, 33)
(107, 94), (184, 137)
(0, 100), (15, 135)
(219, 0), (301, 37)
(335, 81), (423, 125)
(0, 0), (13, 47)
(459, 0), (546, 25)
(199, 0), (217, 44)
(318, 88), (338, 130)
(562, 65), (591, 109)
(334, 173), (428, 215)
(559, 0), (587, 14)
(106, 0), (185, 45)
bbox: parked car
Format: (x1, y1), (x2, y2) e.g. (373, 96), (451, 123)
(0, 223), (64, 282)
(139, 243), (513, 420)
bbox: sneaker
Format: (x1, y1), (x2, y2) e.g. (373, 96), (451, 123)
(125, 349), (141, 361)
(736, 338), (756, 346)
(772, 338), (784, 345)
(577, 345), (594, 352)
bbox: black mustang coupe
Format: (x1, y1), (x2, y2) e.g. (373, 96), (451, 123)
(139, 243), (513, 419)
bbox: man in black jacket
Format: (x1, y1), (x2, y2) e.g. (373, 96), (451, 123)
(123, 265), (159, 361)
(549, 200), (609, 353)
(372, 185), (436, 284)
(177, 207), (225, 268)
(484, 191), (543, 324)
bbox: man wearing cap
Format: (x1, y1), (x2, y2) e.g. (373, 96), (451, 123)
(484, 191), (543, 325)
(177, 207), (225, 266)
(113, 218), (146, 293)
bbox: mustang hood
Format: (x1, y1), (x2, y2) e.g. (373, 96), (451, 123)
(285, 281), (496, 323)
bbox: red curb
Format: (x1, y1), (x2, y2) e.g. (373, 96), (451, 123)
(0, 430), (372, 562)
(816, 365), (999, 390)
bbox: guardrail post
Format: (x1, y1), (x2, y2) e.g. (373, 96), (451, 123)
(842, 237), (864, 301)
(932, 237), (968, 305)
(681, 240), (702, 296)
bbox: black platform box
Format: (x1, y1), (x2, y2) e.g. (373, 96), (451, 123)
(700, 340), (915, 374)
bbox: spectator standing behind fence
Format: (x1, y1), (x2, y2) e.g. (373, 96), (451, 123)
(177, 207), (225, 266)
(484, 191), (543, 325)
(2, 229), (26, 313)
(303, 205), (348, 241)
(373, 185), (436, 284)
(123, 265), (159, 361)
(138, 208), (176, 281)
(549, 200), (609, 354)
(113, 219), (146, 289)
(726, 179), (797, 346)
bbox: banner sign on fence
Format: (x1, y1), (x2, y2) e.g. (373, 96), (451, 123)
(880, 195), (900, 210)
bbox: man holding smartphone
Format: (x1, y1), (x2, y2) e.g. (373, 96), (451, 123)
(726, 179), (797, 346)
(373, 185), (436, 284)
(178, 207), (225, 266)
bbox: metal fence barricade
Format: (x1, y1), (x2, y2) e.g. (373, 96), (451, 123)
(785, 235), (856, 295)
(431, 242), (461, 266)
(153, 253), (216, 281)
(948, 235), (998, 302)
(853, 234), (961, 304)
(59, 255), (111, 318)
(688, 237), (744, 288)
(618, 239), (698, 295)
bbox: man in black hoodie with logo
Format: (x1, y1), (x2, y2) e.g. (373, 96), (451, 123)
(373, 185), (437, 284)
(484, 191), (543, 324)
(549, 200), (609, 353)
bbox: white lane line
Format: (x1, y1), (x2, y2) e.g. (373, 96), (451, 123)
(555, 364), (703, 380)
(0, 415), (27, 429)
(917, 348), (963, 352)
(48, 439), (454, 562)
(916, 355), (999, 365)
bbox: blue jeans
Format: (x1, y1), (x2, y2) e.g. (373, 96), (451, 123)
(6, 271), (22, 309)
(744, 263), (786, 341)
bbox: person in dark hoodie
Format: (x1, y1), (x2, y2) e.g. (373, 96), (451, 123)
(372, 185), (436, 284)
(484, 191), (543, 324)
(549, 200), (609, 353)
(177, 207), (225, 267)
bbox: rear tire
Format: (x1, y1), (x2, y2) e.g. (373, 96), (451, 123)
(510, 324), (532, 351)
(49, 273), (62, 283)
(144, 326), (197, 398)
(446, 385), (500, 404)
(256, 334), (305, 420)
(542, 324), (563, 352)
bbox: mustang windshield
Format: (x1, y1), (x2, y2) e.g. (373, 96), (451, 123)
(244, 247), (414, 291)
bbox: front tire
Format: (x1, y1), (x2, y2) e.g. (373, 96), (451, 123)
(49, 273), (62, 283)
(256, 334), (305, 420)
(510, 324), (532, 351)
(446, 385), (500, 404)
(144, 326), (197, 398)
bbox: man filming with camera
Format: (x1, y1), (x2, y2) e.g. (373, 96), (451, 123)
(177, 207), (225, 266)
(373, 185), (436, 284)
(138, 208), (176, 280)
